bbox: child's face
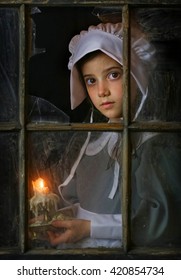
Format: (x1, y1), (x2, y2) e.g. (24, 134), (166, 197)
(81, 52), (124, 120)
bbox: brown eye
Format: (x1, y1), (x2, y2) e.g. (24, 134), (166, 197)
(86, 77), (96, 85)
(109, 72), (120, 80)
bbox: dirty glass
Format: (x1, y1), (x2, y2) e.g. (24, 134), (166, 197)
(0, 133), (19, 247)
(0, 7), (19, 248)
(130, 8), (181, 247)
(131, 132), (181, 247)
(0, 8), (19, 122)
(28, 131), (122, 249)
(131, 8), (181, 122)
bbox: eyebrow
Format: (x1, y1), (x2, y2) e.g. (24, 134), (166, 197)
(83, 66), (123, 78)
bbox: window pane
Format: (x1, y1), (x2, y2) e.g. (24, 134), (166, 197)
(0, 8), (19, 122)
(131, 132), (181, 247)
(28, 131), (122, 249)
(28, 95), (70, 123)
(130, 9), (181, 247)
(0, 133), (19, 247)
(28, 7), (100, 123)
(131, 8), (181, 121)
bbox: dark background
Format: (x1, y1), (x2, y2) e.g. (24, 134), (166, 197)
(28, 7), (100, 122)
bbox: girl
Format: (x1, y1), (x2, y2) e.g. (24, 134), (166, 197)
(47, 23), (181, 248)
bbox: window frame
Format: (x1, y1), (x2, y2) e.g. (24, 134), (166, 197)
(0, 0), (181, 259)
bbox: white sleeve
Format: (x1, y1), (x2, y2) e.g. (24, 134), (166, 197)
(76, 204), (122, 240)
(90, 213), (122, 240)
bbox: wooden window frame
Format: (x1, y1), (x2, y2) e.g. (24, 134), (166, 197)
(0, 0), (181, 259)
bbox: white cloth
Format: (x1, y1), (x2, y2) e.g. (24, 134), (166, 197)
(76, 203), (122, 247)
(56, 203), (122, 249)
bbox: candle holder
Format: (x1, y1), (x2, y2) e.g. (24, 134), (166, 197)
(29, 177), (60, 240)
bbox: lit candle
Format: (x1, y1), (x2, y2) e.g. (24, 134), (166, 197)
(29, 177), (60, 221)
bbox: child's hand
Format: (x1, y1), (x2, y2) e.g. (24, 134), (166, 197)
(47, 219), (90, 245)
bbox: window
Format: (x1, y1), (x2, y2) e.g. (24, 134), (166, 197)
(0, 1), (181, 259)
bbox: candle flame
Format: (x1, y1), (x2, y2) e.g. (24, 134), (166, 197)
(32, 177), (49, 194)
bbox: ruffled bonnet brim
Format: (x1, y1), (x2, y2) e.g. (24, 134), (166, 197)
(68, 23), (155, 110)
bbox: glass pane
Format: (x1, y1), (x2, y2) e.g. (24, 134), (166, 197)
(28, 7), (100, 123)
(131, 8), (181, 121)
(0, 133), (19, 247)
(28, 95), (70, 123)
(131, 132), (181, 247)
(0, 8), (19, 122)
(28, 131), (122, 249)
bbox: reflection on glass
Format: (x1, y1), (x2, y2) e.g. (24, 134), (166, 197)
(0, 8), (19, 122)
(28, 131), (122, 249)
(131, 132), (181, 246)
(131, 8), (181, 122)
(129, 8), (181, 247)
(0, 133), (19, 247)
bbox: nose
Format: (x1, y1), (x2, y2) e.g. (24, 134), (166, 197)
(97, 81), (110, 97)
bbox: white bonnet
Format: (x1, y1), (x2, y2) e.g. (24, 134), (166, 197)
(68, 23), (155, 110)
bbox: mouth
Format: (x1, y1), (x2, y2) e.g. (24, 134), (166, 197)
(100, 101), (115, 109)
